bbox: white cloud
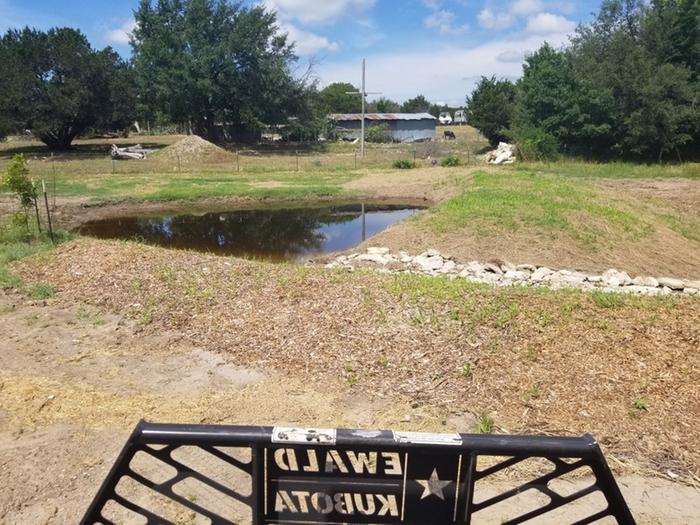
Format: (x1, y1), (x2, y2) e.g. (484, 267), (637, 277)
(317, 31), (573, 105)
(496, 50), (526, 63)
(424, 9), (469, 35)
(511, 0), (544, 16)
(422, 0), (442, 9)
(477, 8), (514, 30)
(106, 19), (136, 45)
(262, 0), (375, 24)
(281, 23), (338, 55)
(525, 12), (576, 35)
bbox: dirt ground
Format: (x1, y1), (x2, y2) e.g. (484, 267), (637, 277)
(1, 289), (699, 524)
(2, 163), (700, 523)
(2, 236), (700, 523)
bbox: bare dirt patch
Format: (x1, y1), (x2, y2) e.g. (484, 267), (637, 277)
(2, 240), (700, 522)
(12, 240), (700, 472)
(344, 166), (477, 202)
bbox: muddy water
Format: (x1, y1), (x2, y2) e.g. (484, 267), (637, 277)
(78, 203), (421, 260)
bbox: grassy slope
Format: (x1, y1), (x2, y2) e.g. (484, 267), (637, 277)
(516, 160), (700, 179)
(373, 168), (700, 277)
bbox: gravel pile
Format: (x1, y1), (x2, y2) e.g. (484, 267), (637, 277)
(156, 135), (232, 163)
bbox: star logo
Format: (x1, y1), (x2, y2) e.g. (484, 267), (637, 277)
(416, 468), (452, 500)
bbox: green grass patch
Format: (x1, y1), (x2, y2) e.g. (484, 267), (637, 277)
(591, 290), (626, 308)
(514, 160), (700, 180)
(421, 171), (653, 246)
(0, 215), (70, 291)
(28, 282), (55, 299)
(40, 169), (360, 203)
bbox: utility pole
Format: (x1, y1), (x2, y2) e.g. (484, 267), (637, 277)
(346, 59), (380, 158)
(360, 59), (366, 158)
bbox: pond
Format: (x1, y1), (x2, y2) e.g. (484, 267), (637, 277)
(78, 203), (422, 261)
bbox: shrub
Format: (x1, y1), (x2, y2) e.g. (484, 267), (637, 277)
(440, 154), (461, 167)
(392, 159), (416, 169)
(512, 126), (559, 161)
(365, 123), (392, 143)
(3, 154), (35, 207)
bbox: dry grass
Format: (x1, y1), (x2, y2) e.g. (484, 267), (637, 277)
(13, 238), (700, 479)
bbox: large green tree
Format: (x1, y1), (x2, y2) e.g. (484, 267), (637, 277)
(370, 97), (401, 113)
(466, 76), (517, 146)
(319, 82), (362, 114)
(489, 0), (700, 160)
(401, 95), (431, 113)
(0, 27), (135, 149)
(132, 0), (313, 142)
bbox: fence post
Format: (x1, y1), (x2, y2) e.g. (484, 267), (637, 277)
(51, 152), (56, 210)
(236, 150), (240, 172)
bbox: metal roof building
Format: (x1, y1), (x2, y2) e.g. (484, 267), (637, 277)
(329, 113), (437, 143)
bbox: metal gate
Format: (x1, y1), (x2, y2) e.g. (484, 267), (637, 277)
(82, 421), (635, 524)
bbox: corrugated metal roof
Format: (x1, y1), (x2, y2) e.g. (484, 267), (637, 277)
(329, 113), (437, 121)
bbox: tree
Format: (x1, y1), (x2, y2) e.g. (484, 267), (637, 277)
(132, 0), (312, 142)
(320, 82), (362, 114)
(466, 77), (517, 146)
(0, 34), (22, 140)
(0, 27), (136, 149)
(505, 0), (700, 160)
(401, 95), (431, 113)
(370, 97), (400, 113)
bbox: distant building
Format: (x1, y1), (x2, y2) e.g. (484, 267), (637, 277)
(329, 113), (437, 143)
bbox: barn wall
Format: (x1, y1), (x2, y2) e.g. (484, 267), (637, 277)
(334, 119), (435, 142)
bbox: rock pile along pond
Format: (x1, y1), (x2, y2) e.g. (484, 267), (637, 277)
(325, 247), (700, 296)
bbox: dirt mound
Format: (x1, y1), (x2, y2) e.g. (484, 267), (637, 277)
(156, 135), (232, 163)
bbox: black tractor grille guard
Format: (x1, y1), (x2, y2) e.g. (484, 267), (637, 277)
(82, 421), (635, 524)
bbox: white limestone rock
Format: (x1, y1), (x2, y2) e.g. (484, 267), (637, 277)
(413, 255), (445, 272)
(632, 276), (659, 288)
(483, 263), (504, 275)
(602, 269), (632, 287)
(357, 254), (391, 265)
(504, 270), (530, 281)
(657, 277), (685, 290)
(531, 267), (553, 282)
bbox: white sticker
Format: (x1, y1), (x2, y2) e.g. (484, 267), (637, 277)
(271, 427), (337, 445)
(393, 431), (463, 446)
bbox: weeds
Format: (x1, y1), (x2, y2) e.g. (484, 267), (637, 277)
(632, 398), (649, 411)
(461, 362), (473, 378)
(392, 159), (416, 169)
(476, 412), (494, 433)
(28, 282), (54, 299)
(440, 155), (461, 167)
(591, 291), (626, 308)
(523, 383), (542, 401)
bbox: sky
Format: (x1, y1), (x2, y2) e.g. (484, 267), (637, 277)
(0, 0), (603, 105)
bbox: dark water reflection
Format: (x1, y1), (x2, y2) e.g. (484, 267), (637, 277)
(78, 204), (421, 261)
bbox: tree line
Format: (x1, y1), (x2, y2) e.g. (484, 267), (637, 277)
(0, 0), (322, 149)
(466, 0), (700, 161)
(0, 0), (458, 150)
(1, 0), (698, 162)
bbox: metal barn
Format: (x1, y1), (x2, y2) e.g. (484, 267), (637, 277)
(329, 113), (437, 142)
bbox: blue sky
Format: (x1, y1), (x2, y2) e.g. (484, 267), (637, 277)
(0, 0), (602, 105)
